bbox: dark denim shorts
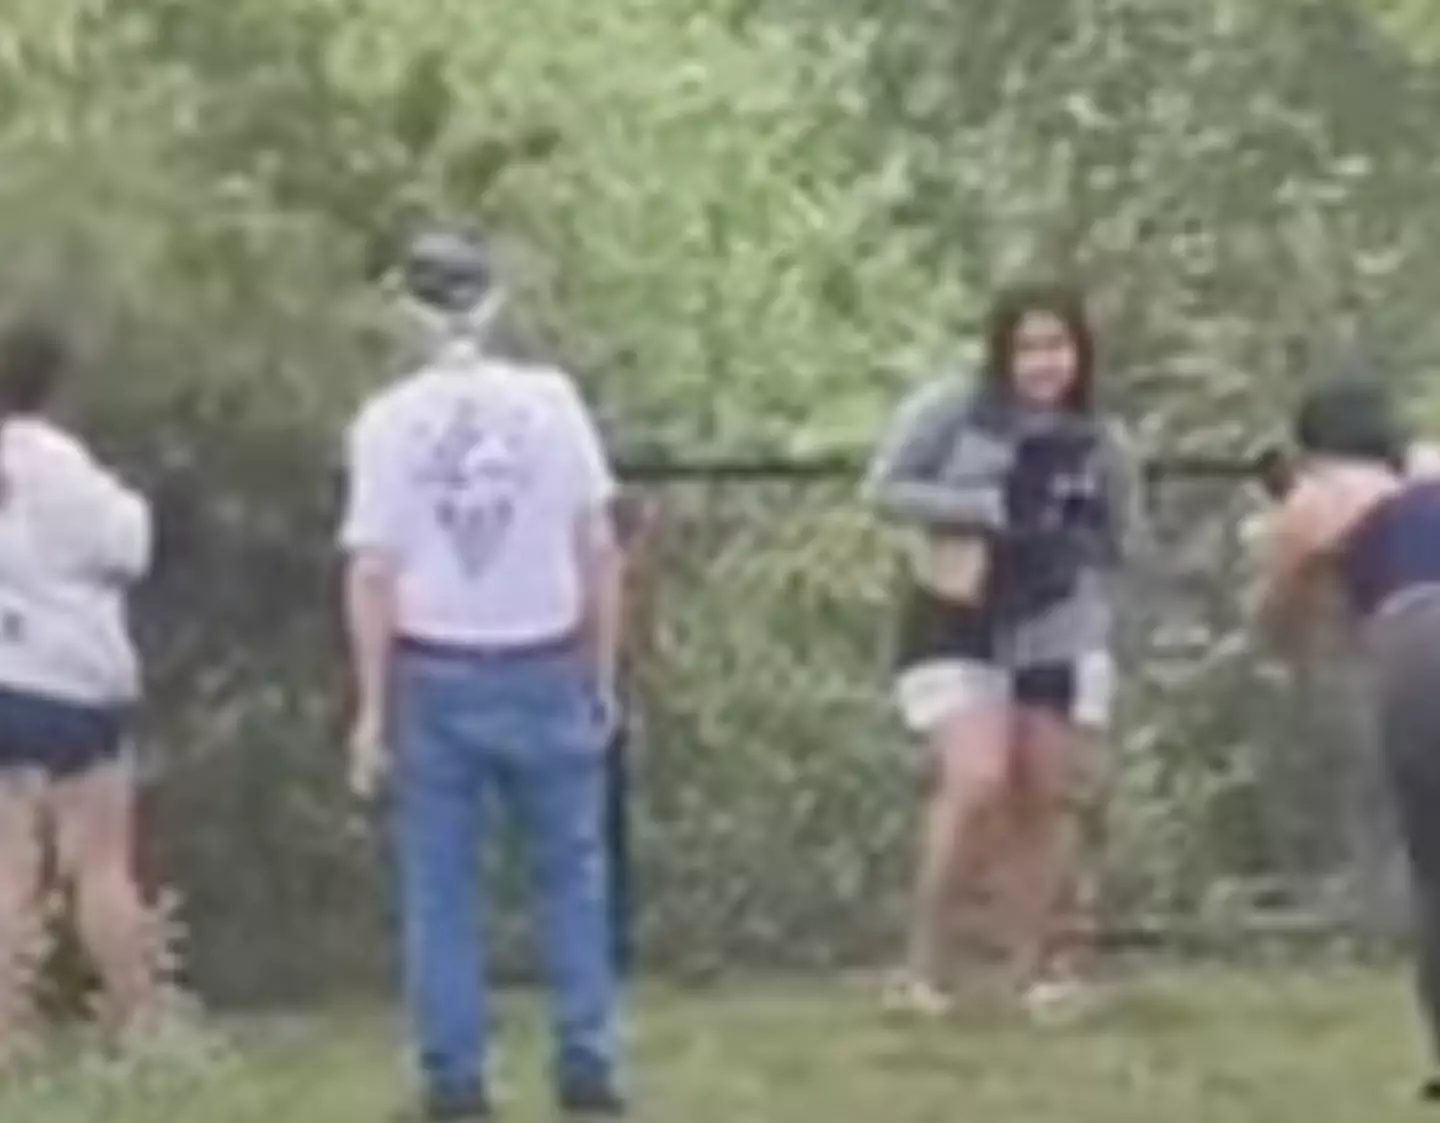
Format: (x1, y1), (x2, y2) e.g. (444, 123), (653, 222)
(0, 684), (130, 779)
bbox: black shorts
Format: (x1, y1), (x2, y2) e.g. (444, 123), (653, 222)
(1014, 663), (1086, 715)
(894, 653), (1114, 733)
(893, 580), (998, 668)
(0, 685), (130, 779)
(892, 577), (1114, 732)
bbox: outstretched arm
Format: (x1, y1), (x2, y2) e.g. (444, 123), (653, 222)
(35, 433), (153, 585)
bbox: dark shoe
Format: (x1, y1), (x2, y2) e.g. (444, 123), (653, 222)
(1421, 1076), (1440, 1104)
(414, 1087), (492, 1121)
(558, 1076), (626, 1116)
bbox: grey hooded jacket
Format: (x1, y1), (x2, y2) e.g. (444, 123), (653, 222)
(862, 375), (1146, 666)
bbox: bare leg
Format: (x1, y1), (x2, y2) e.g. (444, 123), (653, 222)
(48, 757), (157, 1035)
(903, 702), (1011, 997)
(1046, 793), (1105, 978)
(1001, 708), (1089, 991)
(947, 799), (1013, 961)
(0, 770), (45, 1046)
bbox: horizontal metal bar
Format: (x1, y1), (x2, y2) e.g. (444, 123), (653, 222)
(614, 452), (1272, 484)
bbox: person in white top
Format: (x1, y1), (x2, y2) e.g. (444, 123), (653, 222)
(340, 229), (625, 1121)
(0, 318), (158, 1052)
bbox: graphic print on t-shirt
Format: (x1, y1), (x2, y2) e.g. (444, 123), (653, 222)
(411, 396), (537, 580)
(0, 608), (23, 644)
(1009, 431), (1105, 534)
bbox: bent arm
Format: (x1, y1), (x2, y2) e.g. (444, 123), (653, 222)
(90, 471), (152, 583)
(860, 380), (1005, 531)
(44, 439), (153, 584)
(1257, 496), (1319, 647)
(1255, 473), (1381, 649)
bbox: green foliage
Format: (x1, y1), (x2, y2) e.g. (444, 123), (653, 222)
(845, 0), (1440, 441)
(1366, 0), (1440, 60)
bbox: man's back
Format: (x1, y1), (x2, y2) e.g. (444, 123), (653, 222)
(341, 347), (615, 648)
(342, 226), (628, 1116)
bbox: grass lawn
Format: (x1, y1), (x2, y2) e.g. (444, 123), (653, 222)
(1, 963), (1435, 1122)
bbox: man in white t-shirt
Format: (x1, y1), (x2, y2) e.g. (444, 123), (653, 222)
(340, 229), (625, 1120)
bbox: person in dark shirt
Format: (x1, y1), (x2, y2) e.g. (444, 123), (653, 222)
(1259, 378), (1440, 1104)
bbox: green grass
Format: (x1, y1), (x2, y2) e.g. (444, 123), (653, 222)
(1, 964), (1435, 1122)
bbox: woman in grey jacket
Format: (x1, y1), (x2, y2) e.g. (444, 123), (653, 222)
(864, 283), (1142, 1016)
(0, 320), (158, 1052)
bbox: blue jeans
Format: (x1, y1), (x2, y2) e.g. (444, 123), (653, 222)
(390, 638), (618, 1098)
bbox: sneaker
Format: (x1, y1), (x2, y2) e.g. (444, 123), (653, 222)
(1419, 1076), (1440, 1103)
(881, 973), (954, 1019)
(558, 1075), (626, 1116)
(1020, 976), (1097, 1026)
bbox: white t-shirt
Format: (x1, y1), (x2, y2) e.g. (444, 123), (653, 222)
(340, 347), (617, 648)
(0, 417), (151, 706)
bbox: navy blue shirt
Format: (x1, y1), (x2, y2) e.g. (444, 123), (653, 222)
(1339, 480), (1440, 618)
(995, 424), (1111, 619)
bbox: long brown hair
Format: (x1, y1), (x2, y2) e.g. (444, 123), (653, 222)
(980, 281), (1095, 413)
